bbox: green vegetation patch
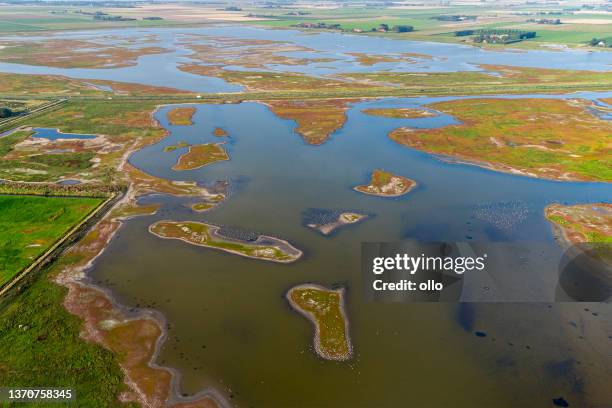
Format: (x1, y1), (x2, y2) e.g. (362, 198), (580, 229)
(150, 220), (302, 263)
(0, 195), (103, 285)
(0, 270), (135, 406)
(389, 98), (612, 181)
(288, 285), (352, 361)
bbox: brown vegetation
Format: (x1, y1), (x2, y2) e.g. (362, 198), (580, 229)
(389, 98), (612, 181)
(265, 99), (356, 145)
(167, 107), (196, 126)
(213, 127), (228, 137)
(0, 39), (167, 69)
(362, 107), (435, 118)
(172, 143), (229, 171)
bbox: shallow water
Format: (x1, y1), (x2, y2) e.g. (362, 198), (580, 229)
(90, 91), (612, 407)
(32, 127), (96, 140)
(1, 25), (611, 93)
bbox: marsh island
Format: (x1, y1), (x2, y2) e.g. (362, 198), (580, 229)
(287, 284), (352, 361)
(172, 143), (229, 171)
(149, 220), (302, 263)
(354, 169), (416, 197)
(303, 208), (369, 235)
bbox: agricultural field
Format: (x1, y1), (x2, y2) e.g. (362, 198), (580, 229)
(0, 5), (182, 34)
(246, 3), (612, 49)
(0, 194), (103, 285)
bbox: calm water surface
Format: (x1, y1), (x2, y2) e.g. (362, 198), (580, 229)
(90, 91), (612, 407)
(32, 127), (97, 140)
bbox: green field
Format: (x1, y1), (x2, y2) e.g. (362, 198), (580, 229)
(0, 195), (103, 285)
(248, 4), (612, 49)
(0, 6), (179, 33)
(0, 266), (136, 407)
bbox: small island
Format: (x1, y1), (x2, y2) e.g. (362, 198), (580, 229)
(354, 169), (416, 197)
(190, 194), (224, 212)
(213, 127), (228, 137)
(545, 203), (612, 246)
(163, 141), (188, 152)
(172, 143), (229, 171)
(304, 209), (368, 235)
(362, 108), (436, 119)
(149, 220), (302, 263)
(167, 107), (196, 126)
(287, 284), (352, 361)
(191, 202), (214, 212)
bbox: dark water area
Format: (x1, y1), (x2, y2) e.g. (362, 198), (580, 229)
(89, 92), (612, 407)
(56, 179), (82, 185)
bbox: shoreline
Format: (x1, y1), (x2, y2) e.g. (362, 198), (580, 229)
(46, 103), (232, 407)
(353, 183), (417, 197)
(53, 183), (230, 407)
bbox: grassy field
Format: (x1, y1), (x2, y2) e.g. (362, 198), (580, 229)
(0, 267), (137, 407)
(0, 195), (103, 285)
(0, 6), (179, 33)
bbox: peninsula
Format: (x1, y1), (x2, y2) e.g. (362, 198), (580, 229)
(167, 107), (196, 126)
